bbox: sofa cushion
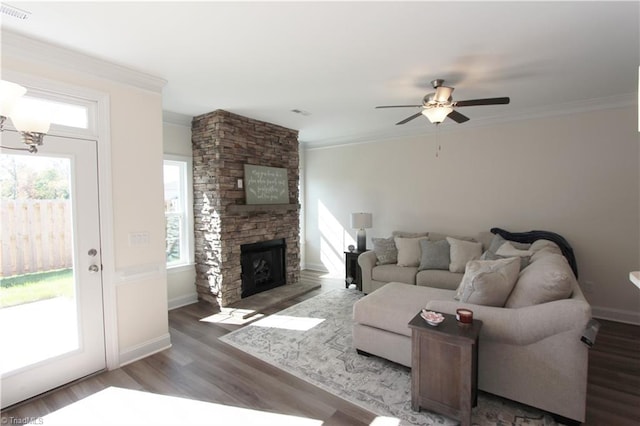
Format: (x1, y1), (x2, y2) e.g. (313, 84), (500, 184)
(505, 253), (576, 308)
(416, 269), (464, 290)
(353, 282), (455, 337)
(372, 237), (398, 265)
(372, 264), (418, 285)
(418, 239), (450, 270)
(395, 236), (427, 267)
(447, 237), (483, 273)
(454, 257), (520, 307)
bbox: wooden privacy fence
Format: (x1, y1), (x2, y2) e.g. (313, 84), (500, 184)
(0, 200), (73, 277)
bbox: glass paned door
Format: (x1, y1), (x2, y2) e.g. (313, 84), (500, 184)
(0, 132), (105, 408)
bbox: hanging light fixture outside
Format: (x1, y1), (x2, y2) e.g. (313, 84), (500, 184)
(0, 79), (51, 153)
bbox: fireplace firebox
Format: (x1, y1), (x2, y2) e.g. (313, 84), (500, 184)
(240, 238), (286, 298)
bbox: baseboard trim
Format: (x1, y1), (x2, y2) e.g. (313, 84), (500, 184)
(118, 333), (172, 367)
(304, 263), (328, 273)
(592, 305), (640, 325)
(168, 293), (198, 311)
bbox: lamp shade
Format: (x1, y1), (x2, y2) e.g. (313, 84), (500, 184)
(350, 212), (372, 229)
(0, 80), (27, 117)
(422, 106), (453, 124)
(10, 99), (51, 133)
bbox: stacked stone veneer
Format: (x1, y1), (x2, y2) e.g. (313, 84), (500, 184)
(192, 110), (300, 308)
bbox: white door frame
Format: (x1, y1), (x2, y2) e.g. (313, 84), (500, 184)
(3, 70), (120, 370)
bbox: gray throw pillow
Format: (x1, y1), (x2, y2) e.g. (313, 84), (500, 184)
(418, 239), (450, 271)
(372, 237), (397, 265)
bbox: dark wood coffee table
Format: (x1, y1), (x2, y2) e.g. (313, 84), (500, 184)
(408, 311), (482, 426)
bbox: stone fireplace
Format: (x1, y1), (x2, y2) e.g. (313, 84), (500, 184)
(192, 110), (300, 308)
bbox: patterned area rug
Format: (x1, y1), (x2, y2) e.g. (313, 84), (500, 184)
(220, 289), (561, 426)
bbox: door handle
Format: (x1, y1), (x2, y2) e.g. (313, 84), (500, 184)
(88, 264), (100, 273)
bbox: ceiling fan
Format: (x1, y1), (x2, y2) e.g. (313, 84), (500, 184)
(376, 79), (510, 125)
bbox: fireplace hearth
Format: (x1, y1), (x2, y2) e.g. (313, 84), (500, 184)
(241, 238), (286, 298)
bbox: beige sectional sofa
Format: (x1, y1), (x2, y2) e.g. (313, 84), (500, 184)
(353, 230), (591, 423)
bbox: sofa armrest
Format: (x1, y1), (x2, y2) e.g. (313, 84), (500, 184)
(425, 298), (592, 346)
(358, 251), (377, 293)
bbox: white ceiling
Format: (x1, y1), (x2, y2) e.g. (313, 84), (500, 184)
(1, 1), (638, 147)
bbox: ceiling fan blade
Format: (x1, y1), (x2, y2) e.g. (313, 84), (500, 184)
(447, 110), (470, 123)
(375, 105), (422, 109)
(453, 97), (510, 107)
(396, 112), (423, 125)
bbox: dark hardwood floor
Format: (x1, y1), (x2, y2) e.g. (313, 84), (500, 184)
(2, 270), (639, 425)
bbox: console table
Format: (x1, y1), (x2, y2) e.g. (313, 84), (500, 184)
(408, 312), (482, 426)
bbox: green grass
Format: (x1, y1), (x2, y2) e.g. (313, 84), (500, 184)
(0, 269), (74, 308)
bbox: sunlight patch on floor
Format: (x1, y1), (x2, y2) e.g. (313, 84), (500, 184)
(199, 308), (264, 325)
(250, 314), (325, 331)
(40, 387), (323, 425)
(370, 416), (402, 426)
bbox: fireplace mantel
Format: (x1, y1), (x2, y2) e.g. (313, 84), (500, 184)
(227, 204), (299, 215)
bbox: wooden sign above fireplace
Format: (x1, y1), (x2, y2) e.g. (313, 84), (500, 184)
(244, 164), (289, 205)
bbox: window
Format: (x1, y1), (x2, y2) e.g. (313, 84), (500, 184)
(21, 95), (89, 129)
(163, 156), (193, 267)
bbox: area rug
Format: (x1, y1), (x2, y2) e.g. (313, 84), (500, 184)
(220, 289), (562, 426)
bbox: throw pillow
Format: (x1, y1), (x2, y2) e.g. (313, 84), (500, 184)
(454, 257), (521, 306)
(372, 237), (397, 265)
(418, 239), (450, 271)
(504, 253), (576, 308)
(394, 236), (427, 267)
(530, 239), (563, 256)
(447, 237), (482, 273)
(487, 234), (532, 254)
(481, 249), (530, 270)
(496, 241), (534, 258)
(392, 230), (428, 238)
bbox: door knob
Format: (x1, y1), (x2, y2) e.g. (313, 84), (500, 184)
(88, 264), (100, 273)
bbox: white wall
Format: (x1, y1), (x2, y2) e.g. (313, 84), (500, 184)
(3, 36), (171, 365)
(304, 105), (640, 324)
(163, 120), (197, 309)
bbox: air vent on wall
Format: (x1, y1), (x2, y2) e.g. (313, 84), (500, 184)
(1, 4), (31, 20)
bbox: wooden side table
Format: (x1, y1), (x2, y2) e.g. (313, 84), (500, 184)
(344, 250), (365, 291)
(408, 312), (482, 426)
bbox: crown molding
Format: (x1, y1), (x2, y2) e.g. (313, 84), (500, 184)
(303, 92), (637, 150)
(1, 30), (167, 93)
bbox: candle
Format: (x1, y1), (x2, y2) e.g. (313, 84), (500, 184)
(456, 308), (473, 324)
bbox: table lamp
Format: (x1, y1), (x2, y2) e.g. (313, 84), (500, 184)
(351, 212), (372, 252)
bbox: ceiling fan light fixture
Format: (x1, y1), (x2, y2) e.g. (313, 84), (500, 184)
(422, 106), (453, 124)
